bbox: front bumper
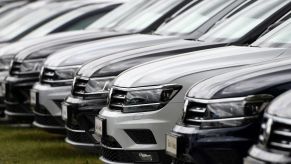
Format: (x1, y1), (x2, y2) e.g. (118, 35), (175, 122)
(244, 145), (291, 164)
(31, 83), (70, 133)
(64, 95), (106, 150)
(99, 102), (183, 163)
(4, 75), (37, 123)
(169, 123), (260, 164)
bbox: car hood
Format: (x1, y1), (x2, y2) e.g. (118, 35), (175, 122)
(14, 30), (130, 61)
(0, 30), (117, 59)
(113, 46), (286, 88)
(266, 90), (291, 119)
(76, 40), (225, 77)
(44, 34), (179, 68)
(187, 50), (291, 100)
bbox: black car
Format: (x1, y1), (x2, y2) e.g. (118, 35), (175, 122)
(2, 0), (200, 124)
(245, 90), (291, 164)
(167, 45), (291, 163)
(60, 0), (291, 150)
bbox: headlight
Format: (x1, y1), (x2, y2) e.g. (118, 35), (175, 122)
(184, 94), (273, 129)
(85, 77), (115, 93)
(20, 59), (44, 73)
(109, 85), (182, 113)
(55, 67), (79, 80)
(0, 57), (11, 71)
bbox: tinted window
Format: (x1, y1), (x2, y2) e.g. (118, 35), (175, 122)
(61, 13), (105, 31)
(88, 0), (155, 30)
(23, 6), (107, 39)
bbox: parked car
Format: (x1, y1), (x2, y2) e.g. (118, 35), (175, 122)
(2, 0), (199, 124)
(168, 53), (291, 164)
(33, 0), (261, 136)
(245, 90), (291, 164)
(58, 0), (291, 151)
(97, 12), (291, 164)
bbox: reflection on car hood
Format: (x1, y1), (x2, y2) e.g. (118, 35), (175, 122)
(113, 46), (286, 88)
(187, 50), (291, 100)
(44, 34), (178, 68)
(0, 30), (103, 59)
(14, 30), (129, 61)
(76, 40), (224, 77)
(266, 90), (291, 119)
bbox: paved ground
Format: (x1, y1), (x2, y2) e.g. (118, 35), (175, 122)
(0, 125), (102, 164)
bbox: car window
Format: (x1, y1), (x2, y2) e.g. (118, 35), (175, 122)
(87, 0), (155, 30)
(199, 0), (290, 43)
(252, 19), (291, 48)
(23, 10), (106, 39)
(155, 0), (236, 36)
(113, 0), (184, 33)
(0, 2), (73, 42)
(61, 13), (106, 31)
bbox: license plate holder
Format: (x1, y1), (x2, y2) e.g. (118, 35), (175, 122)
(61, 103), (68, 121)
(95, 117), (106, 142)
(166, 133), (182, 158)
(30, 90), (38, 105)
(0, 83), (6, 97)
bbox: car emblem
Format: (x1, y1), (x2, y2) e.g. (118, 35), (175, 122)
(262, 118), (273, 146)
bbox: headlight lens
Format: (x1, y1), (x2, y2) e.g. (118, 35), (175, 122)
(20, 59), (44, 73)
(184, 94), (273, 128)
(0, 57), (11, 71)
(85, 77), (115, 93)
(55, 67), (79, 80)
(110, 85), (182, 113)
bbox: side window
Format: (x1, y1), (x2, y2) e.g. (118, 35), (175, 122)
(56, 12), (106, 32)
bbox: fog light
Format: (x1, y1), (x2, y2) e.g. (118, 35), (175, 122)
(132, 151), (159, 163)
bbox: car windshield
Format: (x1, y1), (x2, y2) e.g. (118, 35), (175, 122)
(0, 2), (72, 42)
(112, 0), (183, 33)
(252, 19), (291, 48)
(87, 0), (155, 30)
(199, 0), (290, 43)
(155, 0), (236, 36)
(23, 5), (104, 39)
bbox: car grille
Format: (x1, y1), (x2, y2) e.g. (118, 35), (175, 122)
(125, 129), (156, 144)
(101, 147), (132, 163)
(40, 68), (56, 85)
(9, 61), (21, 76)
(102, 135), (122, 148)
(72, 77), (89, 97)
(66, 108), (80, 130)
(67, 129), (96, 144)
(259, 115), (291, 152)
(183, 100), (207, 126)
(108, 88), (127, 111)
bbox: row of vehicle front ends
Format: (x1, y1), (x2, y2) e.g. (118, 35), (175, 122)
(2, 0), (291, 164)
